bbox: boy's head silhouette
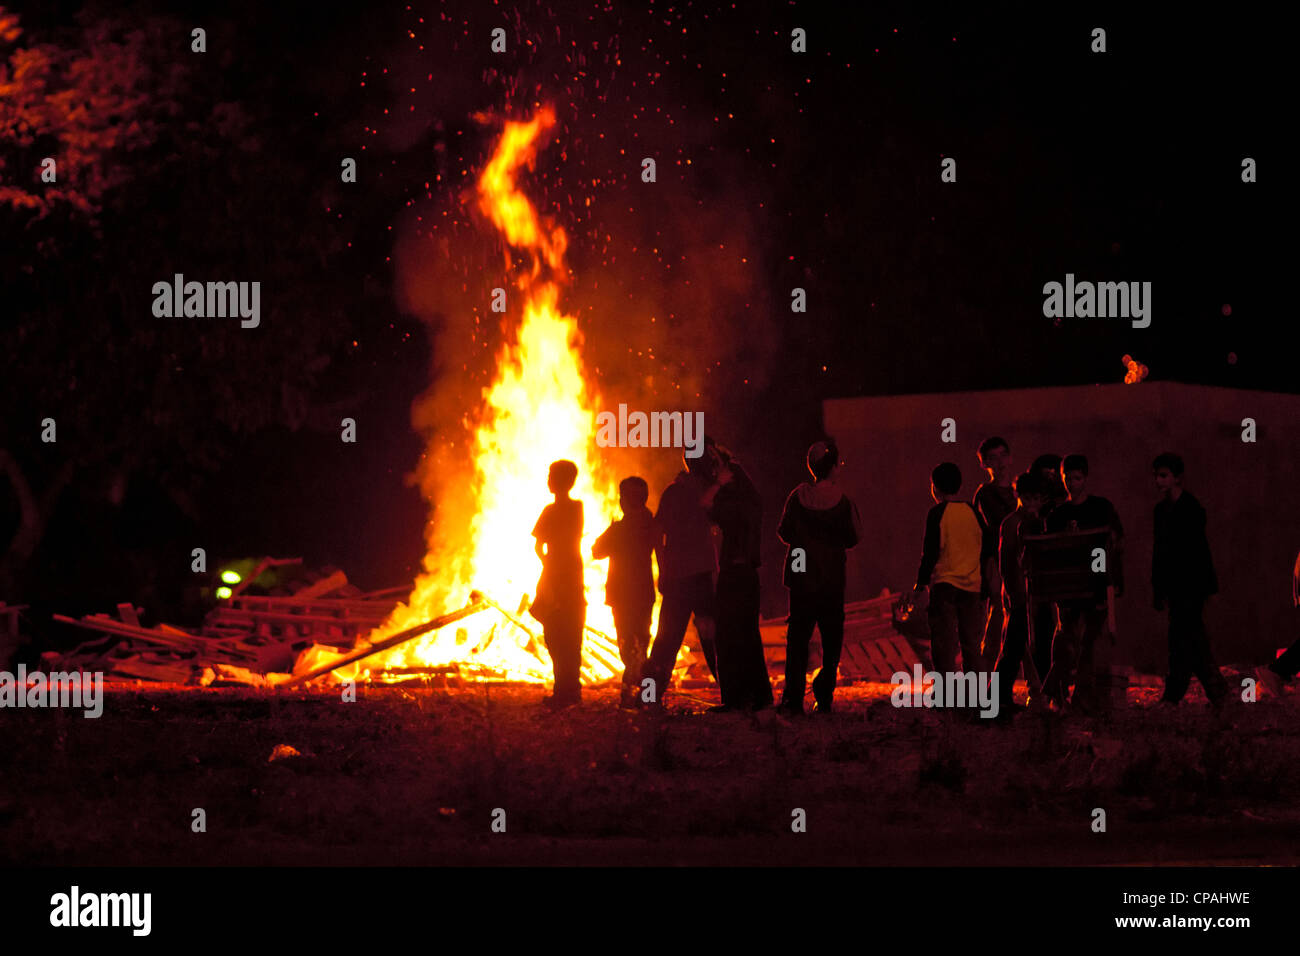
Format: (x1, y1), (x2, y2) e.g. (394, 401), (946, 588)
(930, 462), (962, 501)
(685, 434), (721, 482)
(807, 440), (840, 481)
(1031, 453), (1064, 498)
(1061, 453), (1088, 501)
(1013, 471), (1047, 512)
(548, 459), (578, 495)
(618, 476), (650, 512)
(978, 436), (1011, 484)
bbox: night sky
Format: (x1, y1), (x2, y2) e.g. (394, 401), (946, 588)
(2, 0), (1286, 624)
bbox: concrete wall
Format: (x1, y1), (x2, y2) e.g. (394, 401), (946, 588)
(824, 383), (1300, 672)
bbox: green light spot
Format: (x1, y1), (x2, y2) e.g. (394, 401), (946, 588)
(215, 586), (233, 600)
(220, 570), (242, 584)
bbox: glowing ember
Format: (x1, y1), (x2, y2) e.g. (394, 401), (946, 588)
(359, 107), (632, 683)
(1121, 353), (1149, 384)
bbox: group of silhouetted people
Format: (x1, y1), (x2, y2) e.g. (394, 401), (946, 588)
(915, 438), (1289, 720)
(529, 434), (1300, 717)
(529, 438), (859, 713)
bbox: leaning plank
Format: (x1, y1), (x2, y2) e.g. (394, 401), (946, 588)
(280, 597), (488, 687)
(292, 570), (348, 600)
(53, 614), (201, 652)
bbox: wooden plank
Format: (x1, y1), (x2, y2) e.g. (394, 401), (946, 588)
(860, 640), (894, 680)
(883, 635), (922, 668)
(116, 603), (141, 627)
(292, 570), (348, 599)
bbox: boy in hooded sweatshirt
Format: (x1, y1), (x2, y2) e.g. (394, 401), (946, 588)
(593, 476), (658, 706)
(776, 441), (863, 715)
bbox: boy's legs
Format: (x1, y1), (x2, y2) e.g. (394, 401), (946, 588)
(1168, 595), (1227, 704)
(1030, 601), (1057, 694)
(713, 567), (742, 707)
(927, 583), (960, 676)
(545, 607), (585, 704)
(781, 590), (817, 711)
(956, 587), (984, 676)
(644, 583), (693, 699)
(735, 567), (772, 708)
(715, 565), (771, 709)
(1161, 600), (1194, 703)
(810, 590), (846, 709)
(1071, 603), (1109, 713)
(982, 557), (1005, 671)
(687, 571), (720, 681)
(995, 603), (1029, 710)
(1043, 604), (1085, 706)
(612, 604), (652, 686)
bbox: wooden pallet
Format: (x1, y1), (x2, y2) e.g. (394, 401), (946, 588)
(759, 590), (920, 681)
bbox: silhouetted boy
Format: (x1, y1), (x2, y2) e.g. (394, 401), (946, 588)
(1027, 453), (1067, 685)
(1152, 453), (1227, 708)
(992, 471), (1046, 717)
(593, 476), (657, 706)
(1256, 548), (1300, 696)
(777, 440), (862, 715)
(915, 462), (984, 682)
(531, 460), (586, 708)
(704, 446), (773, 712)
(1043, 454), (1124, 714)
(974, 437), (1016, 670)
(642, 443), (721, 705)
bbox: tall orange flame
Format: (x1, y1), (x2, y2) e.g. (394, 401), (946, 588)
(359, 107), (630, 683)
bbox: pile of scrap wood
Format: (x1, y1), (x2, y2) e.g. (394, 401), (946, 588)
(45, 568), (406, 685)
(42, 567), (639, 688)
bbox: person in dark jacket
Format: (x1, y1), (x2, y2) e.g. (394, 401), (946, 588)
(704, 445), (774, 712)
(776, 440), (862, 715)
(973, 437), (1016, 671)
(992, 471), (1047, 717)
(642, 442), (721, 705)
(592, 476), (658, 707)
(1151, 453), (1227, 708)
(1027, 453), (1066, 691)
(1042, 454), (1124, 714)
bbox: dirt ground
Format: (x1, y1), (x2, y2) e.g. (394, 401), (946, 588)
(3, 678), (1299, 866)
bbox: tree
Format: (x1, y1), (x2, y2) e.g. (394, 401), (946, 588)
(0, 7), (370, 597)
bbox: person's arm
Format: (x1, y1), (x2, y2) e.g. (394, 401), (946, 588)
(998, 518), (1016, 601)
(844, 498), (863, 549)
(916, 504), (943, 589)
(592, 522), (615, 560)
(1194, 500), (1218, 597)
(700, 467), (732, 512)
(777, 491), (798, 545)
(972, 488), (995, 564)
(532, 511), (547, 562)
(1293, 549), (1300, 609)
